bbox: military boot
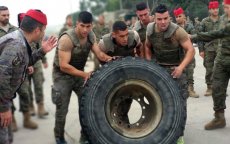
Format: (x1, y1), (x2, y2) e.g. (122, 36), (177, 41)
(37, 102), (49, 118)
(29, 103), (35, 116)
(55, 137), (67, 144)
(23, 112), (38, 129)
(188, 84), (199, 98)
(204, 111), (226, 130)
(12, 115), (18, 132)
(204, 85), (212, 96)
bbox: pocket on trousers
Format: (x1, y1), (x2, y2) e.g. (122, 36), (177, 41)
(51, 85), (61, 106)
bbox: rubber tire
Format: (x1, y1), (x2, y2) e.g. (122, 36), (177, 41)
(80, 57), (186, 144)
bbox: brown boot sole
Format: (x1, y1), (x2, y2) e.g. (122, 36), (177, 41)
(204, 124), (226, 130)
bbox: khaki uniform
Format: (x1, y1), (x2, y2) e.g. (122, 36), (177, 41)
(52, 28), (95, 140)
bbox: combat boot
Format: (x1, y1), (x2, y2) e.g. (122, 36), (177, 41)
(204, 85), (212, 96)
(204, 111), (226, 130)
(29, 103), (35, 116)
(55, 137), (67, 144)
(12, 115), (18, 132)
(37, 102), (49, 118)
(188, 84), (199, 98)
(23, 112), (38, 129)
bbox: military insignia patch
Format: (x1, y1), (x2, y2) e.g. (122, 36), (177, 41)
(12, 56), (21, 66)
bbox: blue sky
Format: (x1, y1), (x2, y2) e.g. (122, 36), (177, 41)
(0, 0), (80, 26)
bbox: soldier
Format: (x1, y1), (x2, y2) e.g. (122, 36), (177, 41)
(98, 21), (142, 123)
(0, 9), (57, 144)
(173, 7), (199, 98)
(133, 2), (152, 57)
(92, 14), (110, 70)
(28, 42), (49, 118)
(1, 9), (38, 132)
(145, 4), (195, 144)
(59, 14), (73, 36)
(191, 0), (230, 131)
(198, 1), (220, 96)
(52, 11), (112, 144)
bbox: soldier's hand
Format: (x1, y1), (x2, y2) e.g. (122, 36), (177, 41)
(199, 52), (205, 58)
(171, 66), (183, 79)
(0, 110), (12, 128)
(41, 36), (57, 53)
(27, 66), (34, 75)
(83, 72), (93, 86)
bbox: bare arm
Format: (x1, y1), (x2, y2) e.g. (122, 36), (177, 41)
(145, 37), (152, 60)
(172, 29), (195, 78)
(58, 35), (90, 80)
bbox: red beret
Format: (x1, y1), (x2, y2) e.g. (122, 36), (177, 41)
(173, 7), (184, 17)
(224, 0), (230, 4)
(208, 1), (219, 9)
(25, 9), (47, 25)
(19, 13), (25, 22)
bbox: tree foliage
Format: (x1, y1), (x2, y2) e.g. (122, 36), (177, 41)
(79, 0), (223, 21)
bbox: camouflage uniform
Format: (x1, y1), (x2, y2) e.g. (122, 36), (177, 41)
(92, 23), (110, 70)
(146, 22), (189, 135)
(133, 20), (147, 57)
(0, 23), (17, 37)
(179, 22), (198, 98)
(99, 30), (141, 123)
(192, 16), (230, 112)
(199, 16), (220, 95)
(52, 28), (95, 141)
(0, 29), (45, 144)
(28, 43), (47, 112)
(58, 25), (69, 37)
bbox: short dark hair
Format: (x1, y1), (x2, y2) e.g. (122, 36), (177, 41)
(78, 11), (93, 23)
(155, 4), (168, 14)
(136, 2), (148, 11)
(0, 6), (8, 11)
(112, 21), (127, 32)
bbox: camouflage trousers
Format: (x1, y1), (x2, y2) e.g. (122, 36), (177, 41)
(164, 66), (188, 136)
(28, 62), (45, 104)
(12, 76), (31, 113)
(0, 125), (13, 144)
(52, 73), (84, 138)
(212, 62), (230, 111)
(204, 51), (217, 85)
(186, 58), (196, 85)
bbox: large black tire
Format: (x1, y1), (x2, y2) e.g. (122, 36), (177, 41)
(80, 57), (186, 144)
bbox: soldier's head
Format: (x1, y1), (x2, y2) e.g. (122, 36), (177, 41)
(154, 4), (170, 32)
(0, 6), (9, 26)
(66, 14), (73, 27)
(20, 9), (47, 43)
(112, 21), (128, 46)
(17, 13), (25, 27)
(208, 1), (219, 17)
(98, 14), (105, 25)
(76, 11), (93, 38)
(173, 7), (186, 25)
(136, 2), (151, 25)
(223, 0), (230, 16)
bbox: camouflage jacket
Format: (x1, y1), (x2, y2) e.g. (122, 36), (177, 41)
(0, 29), (46, 112)
(133, 20), (147, 43)
(192, 22), (230, 65)
(198, 16), (220, 52)
(30, 42), (47, 68)
(0, 23), (18, 38)
(93, 23), (110, 42)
